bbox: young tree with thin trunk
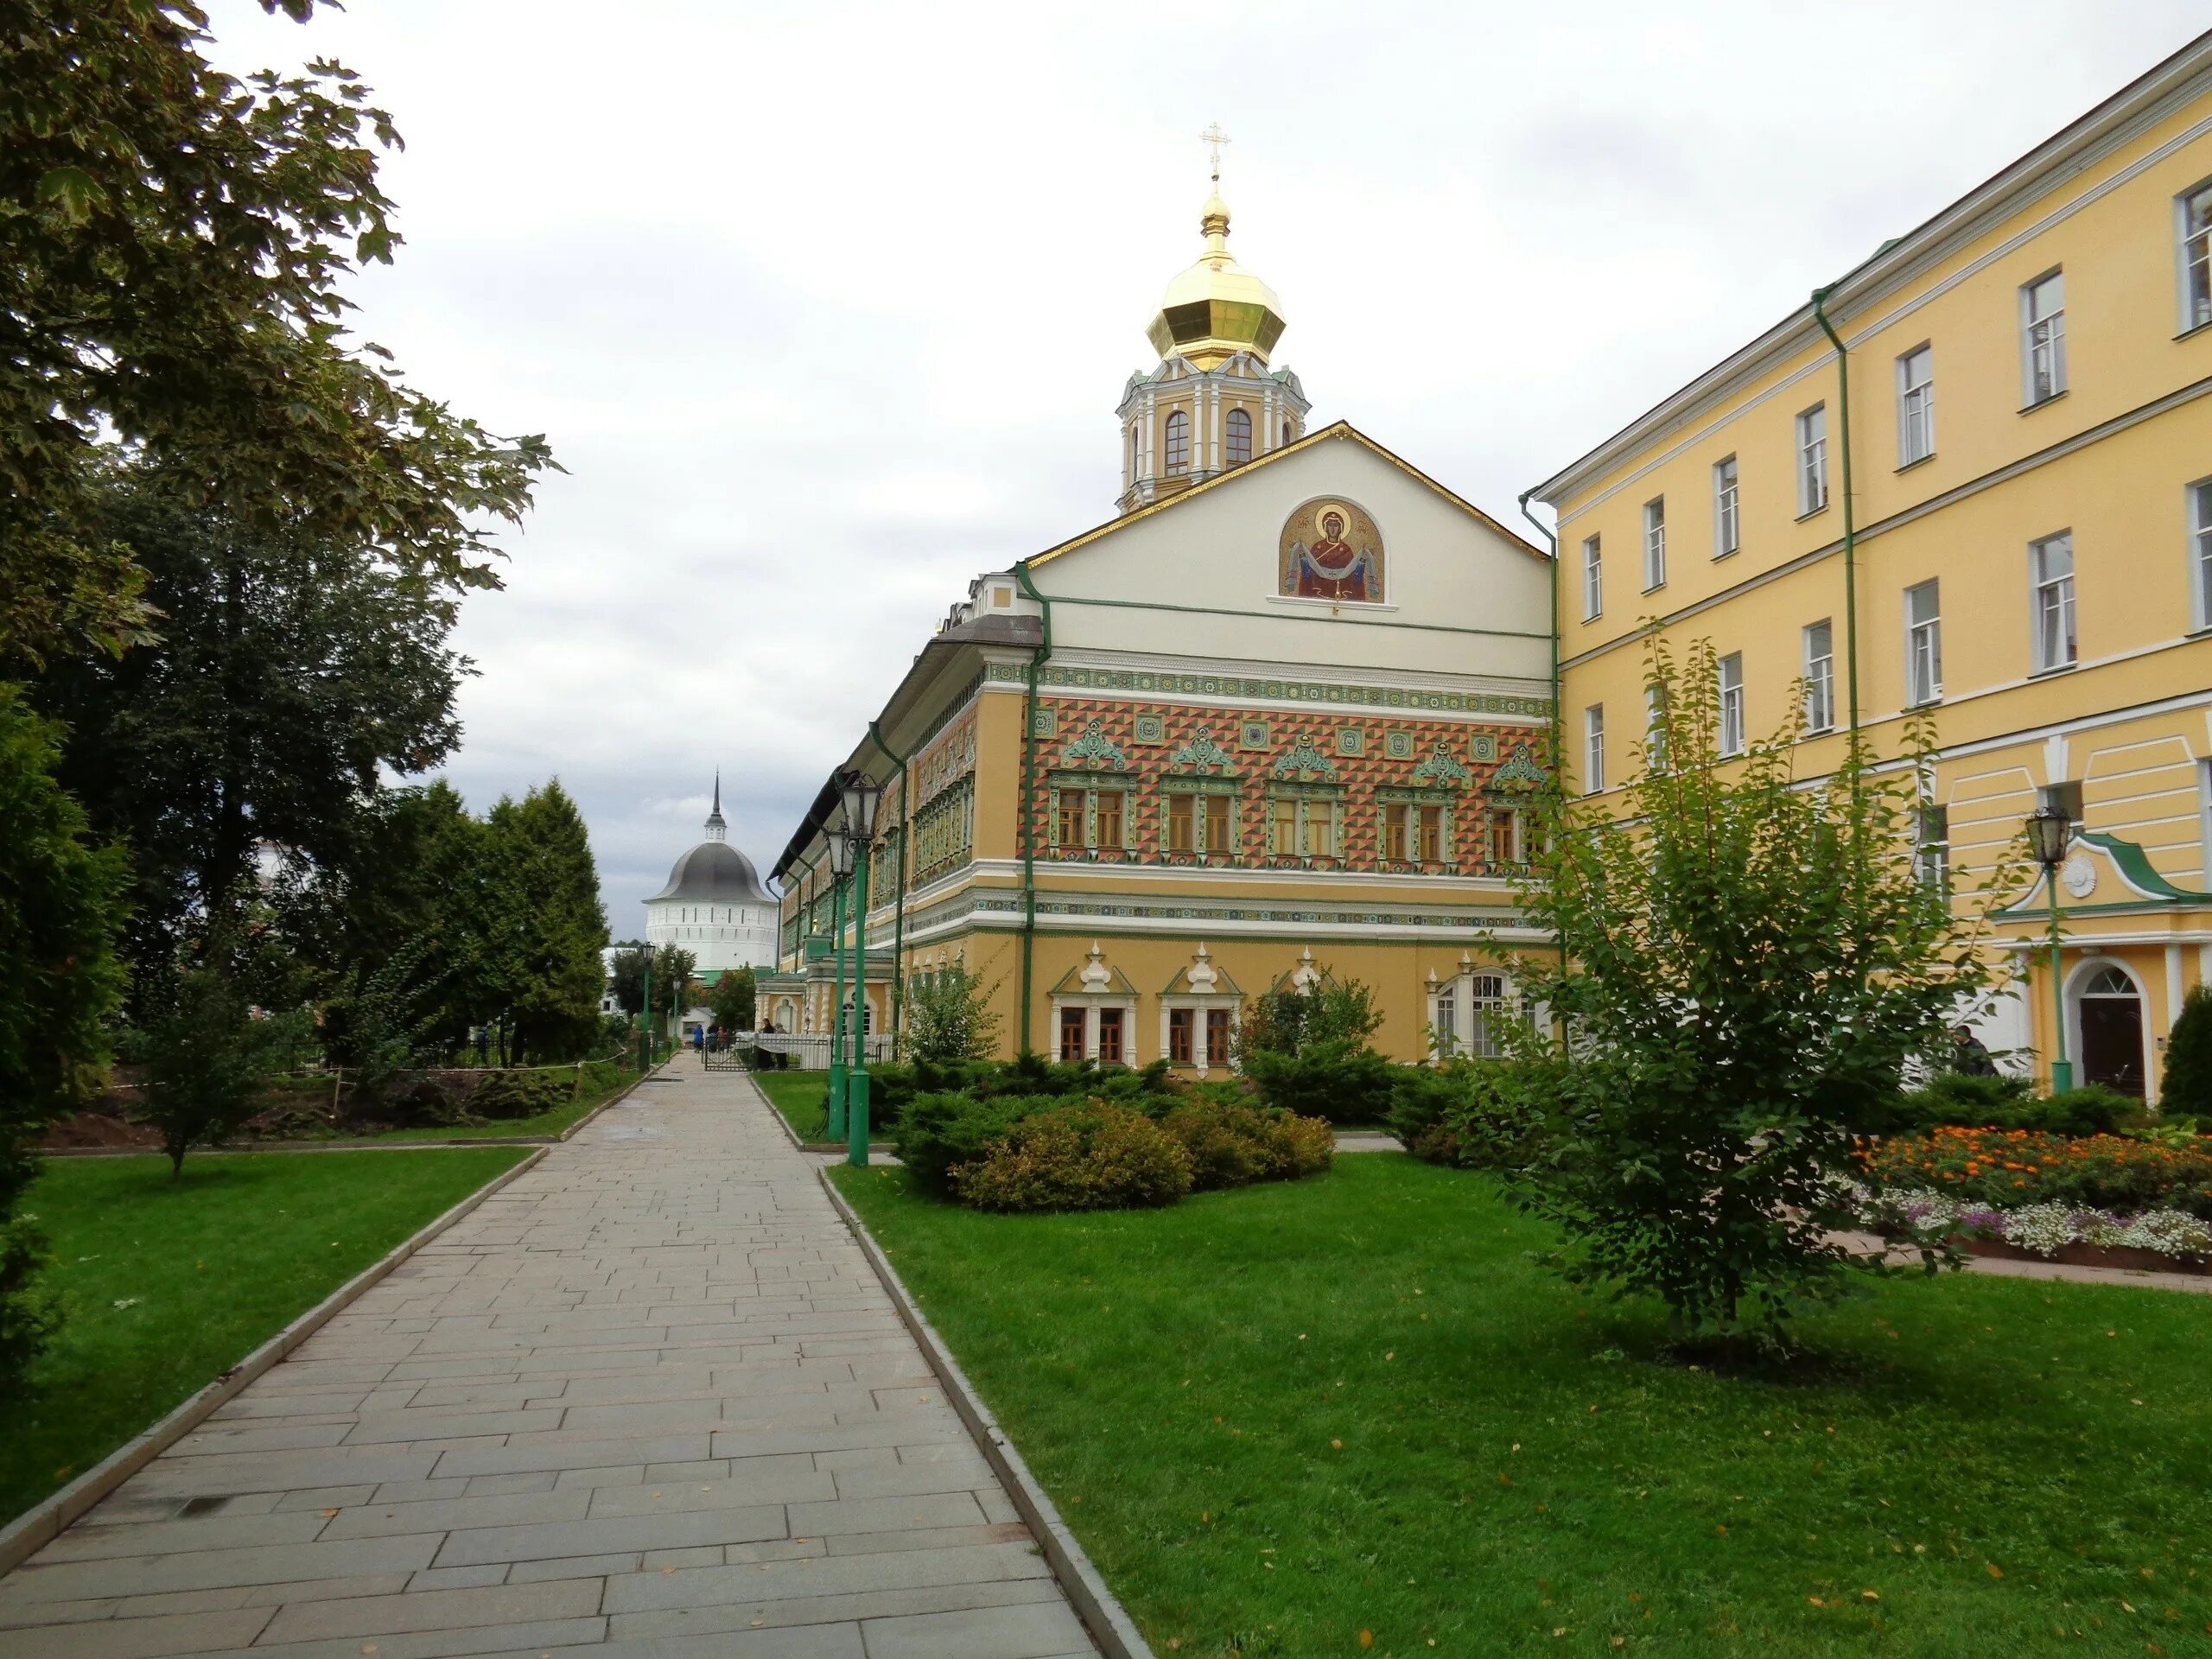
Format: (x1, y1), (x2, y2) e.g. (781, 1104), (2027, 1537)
(1499, 638), (2021, 1344)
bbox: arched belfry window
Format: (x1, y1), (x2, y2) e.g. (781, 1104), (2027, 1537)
(1164, 409), (1191, 474)
(1226, 407), (1252, 467)
(1281, 419), (1294, 447)
(1127, 423), (1139, 480)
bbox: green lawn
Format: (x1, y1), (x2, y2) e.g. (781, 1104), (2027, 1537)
(752, 1067), (833, 1140)
(3, 1147), (528, 1528)
(833, 1154), (2212, 1658)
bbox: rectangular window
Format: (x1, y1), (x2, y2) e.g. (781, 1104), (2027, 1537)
(1897, 345), (1935, 466)
(1467, 973), (1507, 1059)
(1712, 456), (1740, 557)
(2021, 270), (2067, 404)
(1433, 985), (1456, 1059)
(1584, 703), (1605, 793)
(1166, 792), (1194, 853)
(1205, 1007), (1231, 1066)
(1270, 796), (1298, 856)
(2180, 180), (2212, 331)
(1096, 1007), (1125, 1066)
(1916, 804), (1950, 892)
(1383, 801), (1409, 863)
(1645, 683), (1668, 771)
(1417, 804), (1444, 863)
(1643, 497), (1667, 589)
(1796, 404), (1828, 514)
(1095, 790), (1124, 849)
(2192, 479), (2212, 631)
(1055, 791), (1084, 849)
(1802, 619), (1835, 734)
(1717, 652), (1745, 758)
(2031, 531), (2076, 671)
(1905, 580), (1942, 704)
(1488, 805), (1524, 867)
(1168, 1007), (1194, 1066)
(1306, 800), (1337, 859)
(1058, 1007), (1086, 1063)
(1582, 535), (1603, 620)
(1204, 792), (1230, 854)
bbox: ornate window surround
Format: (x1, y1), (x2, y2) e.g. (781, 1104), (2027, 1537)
(1159, 944), (1243, 1077)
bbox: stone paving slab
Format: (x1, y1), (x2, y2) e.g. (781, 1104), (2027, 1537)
(0, 1057), (1100, 1656)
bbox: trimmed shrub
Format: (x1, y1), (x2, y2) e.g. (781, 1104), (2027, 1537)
(1243, 1040), (1398, 1126)
(1873, 1072), (2127, 1137)
(1157, 1096), (1334, 1192)
(2164, 984), (2212, 1120)
(1388, 1059), (1541, 1169)
(893, 1090), (1057, 1197)
(952, 1102), (1192, 1212)
(467, 1069), (571, 1119)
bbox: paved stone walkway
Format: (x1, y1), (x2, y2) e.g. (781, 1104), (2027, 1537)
(0, 1058), (1097, 1658)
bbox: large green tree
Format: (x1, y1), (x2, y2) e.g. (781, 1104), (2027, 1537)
(2, 0), (551, 671)
(36, 478), (469, 979)
(0, 688), (130, 1377)
(480, 782), (608, 1062)
(1498, 639), (2022, 1344)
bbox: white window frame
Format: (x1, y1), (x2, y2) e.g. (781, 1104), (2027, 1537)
(1160, 996), (1241, 1077)
(2178, 179), (2212, 334)
(1802, 619), (1834, 734)
(2020, 270), (2066, 405)
(1642, 497), (1667, 590)
(1584, 703), (1605, 794)
(1897, 345), (1935, 467)
(1717, 652), (1745, 758)
(1644, 683), (1668, 772)
(1429, 970), (1511, 1061)
(2029, 531), (2076, 672)
(1796, 404), (1828, 515)
(1581, 534), (1603, 620)
(1712, 456), (1739, 558)
(1905, 580), (1942, 705)
(2191, 477), (2212, 632)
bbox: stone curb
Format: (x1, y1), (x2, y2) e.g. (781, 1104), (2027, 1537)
(0, 1144), (551, 1580)
(820, 1173), (1154, 1659)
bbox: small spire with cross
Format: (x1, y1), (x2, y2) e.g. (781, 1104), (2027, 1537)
(1199, 121), (1230, 188)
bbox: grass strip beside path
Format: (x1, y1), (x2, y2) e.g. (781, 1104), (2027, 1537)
(753, 1068), (831, 1141)
(3, 1147), (528, 1529)
(833, 1154), (2212, 1658)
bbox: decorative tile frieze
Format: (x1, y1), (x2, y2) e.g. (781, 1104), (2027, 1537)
(983, 660), (1552, 719)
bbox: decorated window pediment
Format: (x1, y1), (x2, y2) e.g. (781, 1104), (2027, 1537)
(1409, 744), (1474, 790)
(1271, 736), (1338, 782)
(1491, 742), (1550, 791)
(1061, 721), (1130, 770)
(1170, 730), (1238, 773)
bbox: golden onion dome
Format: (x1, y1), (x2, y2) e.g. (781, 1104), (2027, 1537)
(1146, 187), (1286, 368)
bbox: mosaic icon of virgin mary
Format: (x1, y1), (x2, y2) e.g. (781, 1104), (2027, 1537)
(1280, 499), (1383, 602)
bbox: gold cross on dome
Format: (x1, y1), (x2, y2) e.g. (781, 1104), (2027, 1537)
(1199, 122), (1230, 184)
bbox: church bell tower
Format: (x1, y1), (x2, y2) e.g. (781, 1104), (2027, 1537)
(1117, 125), (1310, 514)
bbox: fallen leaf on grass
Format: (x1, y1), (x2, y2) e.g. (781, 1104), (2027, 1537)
(1359, 1631), (1373, 1649)
(1331, 1439), (1343, 1450)
(1988, 1565), (2005, 1579)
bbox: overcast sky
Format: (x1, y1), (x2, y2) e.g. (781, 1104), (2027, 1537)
(211, 0), (2204, 936)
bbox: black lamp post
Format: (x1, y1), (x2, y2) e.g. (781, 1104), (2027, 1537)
(2025, 804), (2074, 1093)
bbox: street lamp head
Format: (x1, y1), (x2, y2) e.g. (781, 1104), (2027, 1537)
(2025, 803), (2071, 870)
(824, 823), (855, 878)
(837, 771), (884, 841)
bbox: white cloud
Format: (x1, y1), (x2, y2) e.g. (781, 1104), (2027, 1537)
(206, 0), (2209, 930)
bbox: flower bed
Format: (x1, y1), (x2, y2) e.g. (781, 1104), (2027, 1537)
(1859, 1187), (2212, 1269)
(1858, 1126), (2212, 1217)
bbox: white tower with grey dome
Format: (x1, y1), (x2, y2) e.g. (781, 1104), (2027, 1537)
(644, 776), (778, 971)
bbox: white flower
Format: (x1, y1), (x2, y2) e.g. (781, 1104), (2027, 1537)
(2115, 1211), (2212, 1259)
(111, 1297), (140, 1310)
(1999, 1205), (2078, 1257)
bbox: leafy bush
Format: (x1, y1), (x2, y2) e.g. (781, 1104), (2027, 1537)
(952, 1102), (1192, 1212)
(1243, 1041), (1398, 1126)
(1389, 1060), (1541, 1169)
(1874, 1072), (2127, 1138)
(388, 1077), (469, 1128)
(893, 1090), (1059, 1197)
(466, 1069), (573, 1120)
(905, 963), (1001, 1063)
(1241, 980), (1382, 1058)
(1860, 1126), (2212, 1217)
(1157, 1096), (1333, 1191)
(2165, 984), (2212, 1120)
(138, 965), (289, 1176)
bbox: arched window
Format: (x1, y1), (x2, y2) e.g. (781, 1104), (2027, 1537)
(1225, 407), (1252, 466)
(1282, 419), (1294, 447)
(1128, 423), (1139, 479)
(1164, 409), (1190, 474)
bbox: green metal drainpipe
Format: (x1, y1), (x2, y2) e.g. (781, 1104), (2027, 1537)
(1013, 560), (1055, 1058)
(1810, 285), (1862, 740)
(867, 719), (912, 1060)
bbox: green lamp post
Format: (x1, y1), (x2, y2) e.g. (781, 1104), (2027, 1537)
(824, 829), (851, 1140)
(639, 947), (652, 1074)
(2026, 803), (2074, 1094)
(836, 770), (886, 1169)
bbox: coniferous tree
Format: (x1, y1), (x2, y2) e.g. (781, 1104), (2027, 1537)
(2163, 985), (2212, 1121)
(484, 781), (607, 1061)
